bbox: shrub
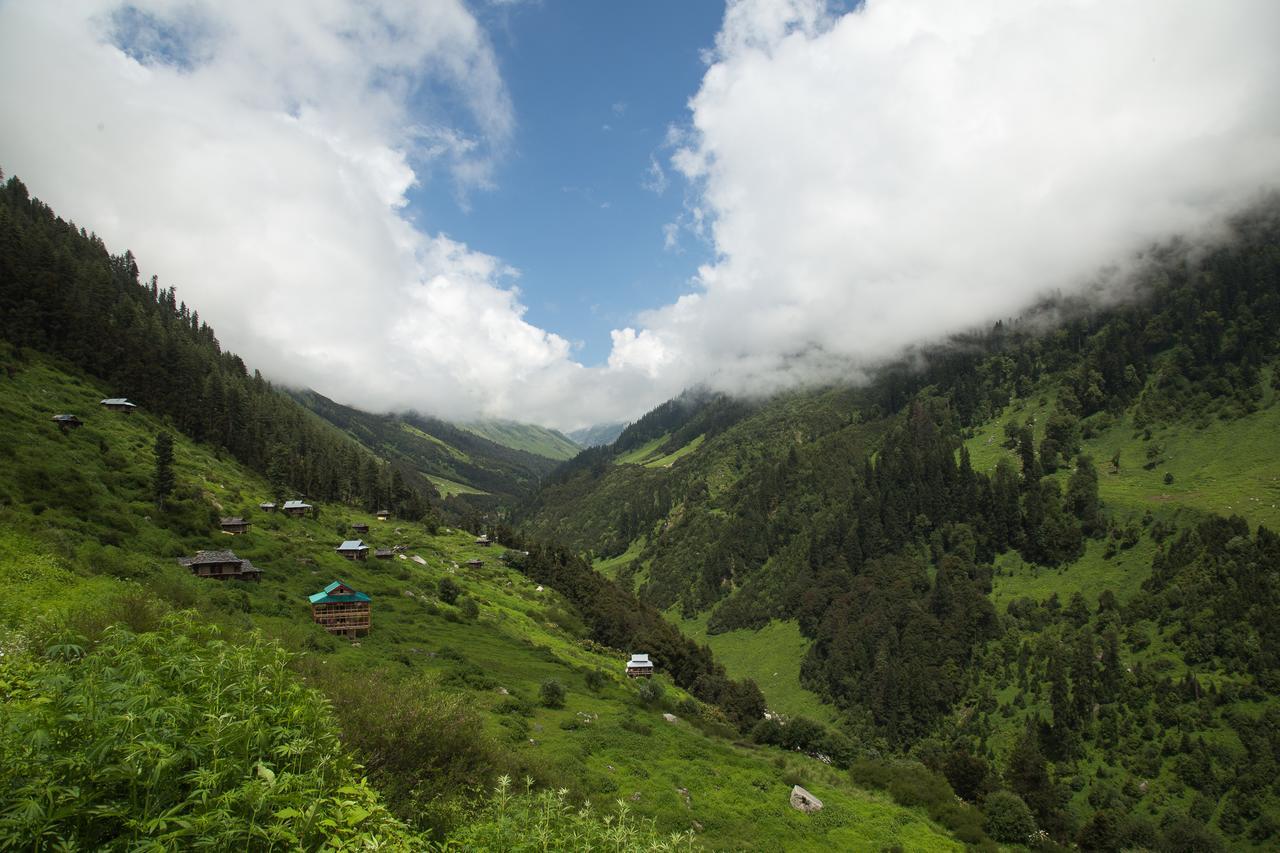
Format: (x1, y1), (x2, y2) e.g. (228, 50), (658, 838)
(0, 613), (420, 849)
(459, 597), (480, 619)
(983, 790), (1037, 843)
(446, 776), (693, 850)
(584, 668), (606, 692)
(637, 679), (665, 706)
(539, 679), (566, 709)
(438, 577), (461, 604)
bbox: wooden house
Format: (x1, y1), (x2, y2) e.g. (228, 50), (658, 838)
(466, 558), (484, 568)
(352, 522), (370, 534)
(178, 550), (263, 582)
(259, 501), (277, 513)
(376, 510), (390, 521)
(475, 534), (491, 547)
(336, 539), (369, 560)
(220, 516), (251, 535)
(626, 654), (654, 678)
(100, 397), (138, 413)
(308, 580), (371, 637)
(374, 548), (394, 560)
(282, 499), (312, 517)
(51, 414), (83, 432)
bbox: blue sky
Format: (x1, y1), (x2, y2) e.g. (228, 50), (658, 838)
(409, 1), (724, 365)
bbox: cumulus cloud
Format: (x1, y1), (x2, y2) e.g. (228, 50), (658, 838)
(638, 0), (1280, 397)
(0, 0), (663, 430)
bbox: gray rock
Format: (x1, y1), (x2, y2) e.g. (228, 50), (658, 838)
(790, 785), (823, 813)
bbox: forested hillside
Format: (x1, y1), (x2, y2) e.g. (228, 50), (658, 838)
(0, 172), (981, 850)
(290, 389), (562, 513)
(0, 174), (433, 523)
(523, 199), (1280, 849)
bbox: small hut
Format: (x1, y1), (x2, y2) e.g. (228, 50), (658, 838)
(220, 516), (251, 535)
(100, 397), (138, 413)
(374, 548), (394, 560)
(474, 534), (491, 547)
(626, 654), (654, 678)
(376, 510), (390, 521)
(282, 499), (312, 517)
(51, 414), (83, 432)
(259, 501), (277, 513)
(466, 558), (484, 569)
(336, 539), (370, 561)
(178, 550), (263, 582)
(308, 580), (371, 637)
(352, 522), (370, 534)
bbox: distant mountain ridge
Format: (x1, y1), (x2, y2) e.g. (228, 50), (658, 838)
(459, 419), (580, 460)
(288, 389), (560, 508)
(567, 421), (627, 448)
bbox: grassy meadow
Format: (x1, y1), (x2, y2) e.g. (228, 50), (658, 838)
(0, 348), (964, 851)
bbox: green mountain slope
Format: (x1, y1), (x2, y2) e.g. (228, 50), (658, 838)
(0, 347), (968, 851)
(290, 388), (560, 507)
(460, 419), (580, 460)
(521, 201), (1280, 848)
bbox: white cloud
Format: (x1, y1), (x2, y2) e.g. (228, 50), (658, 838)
(0, 0), (665, 431)
(640, 0), (1280, 397)
(4, 0), (1277, 434)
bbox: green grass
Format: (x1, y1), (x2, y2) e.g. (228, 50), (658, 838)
(594, 538), (645, 580)
(990, 535), (1157, 610)
(460, 420), (580, 461)
(963, 381), (1280, 532)
(646, 435), (705, 468)
(615, 434), (670, 466)
(677, 613), (839, 726)
(0, 348), (965, 852)
(426, 473), (489, 497)
(401, 422), (471, 462)
(615, 434), (707, 470)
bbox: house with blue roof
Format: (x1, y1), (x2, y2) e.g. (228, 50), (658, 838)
(336, 539), (369, 560)
(309, 580), (371, 636)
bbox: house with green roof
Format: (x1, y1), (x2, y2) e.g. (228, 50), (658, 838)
(308, 580), (371, 637)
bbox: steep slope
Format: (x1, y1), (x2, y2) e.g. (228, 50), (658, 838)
(0, 348), (969, 851)
(290, 388), (560, 507)
(460, 419), (580, 460)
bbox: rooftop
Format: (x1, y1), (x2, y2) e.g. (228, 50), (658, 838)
(337, 539), (368, 551)
(309, 580), (371, 605)
(283, 500), (311, 509)
(100, 398), (136, 407)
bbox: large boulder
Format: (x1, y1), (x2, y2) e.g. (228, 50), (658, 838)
(790, 785), (823, 813)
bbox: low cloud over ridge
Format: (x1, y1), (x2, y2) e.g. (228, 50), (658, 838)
(617, 0), (1280, 398)
(2, 0), (1278, 430)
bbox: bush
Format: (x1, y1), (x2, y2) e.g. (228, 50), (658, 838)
(539, 680), (566, 709)
(983, 790), (1037, 843)
(0, 613), (420, 849)
(438, 577), (461, 605)
(459, 597), (479, 619)
(637, 679), (665, 706)
(584, 668), (606, 692)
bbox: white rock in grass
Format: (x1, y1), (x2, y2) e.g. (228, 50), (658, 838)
(790, 786), (823, 813)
